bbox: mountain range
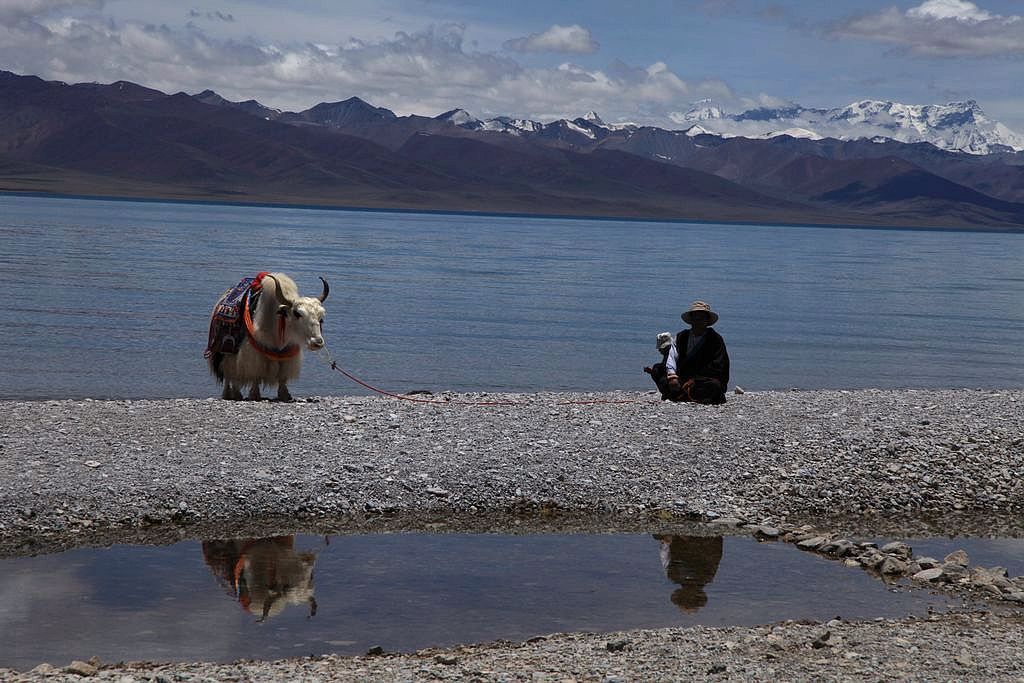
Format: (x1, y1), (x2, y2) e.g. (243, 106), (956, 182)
(2, 69), (1023, 230)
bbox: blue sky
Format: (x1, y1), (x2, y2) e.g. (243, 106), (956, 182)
(2, 0), (1023, 129)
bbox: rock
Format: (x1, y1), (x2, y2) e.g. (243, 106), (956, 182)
(710, 517), (743, 527)
(912, 567), (944, 582)
(821, 539), (856, 557)
(944, 550), (969, 567)
(859, 551), (887, 569)
(970, 567), (1007, 586)
(915, 556), (940, 569)
(954, 653), (973, 667)
(811, 631), (832, 649)
(1003, 592), (1024, 604)
(605, 639), (629, 652)
(366, 646), (385, 656)
(434, 654), (458, 665)
(880, 541), (912, 559)
(754, 525), (780, 539)
(425, 486), (450, 496)
(29, 663), (56, 675)
(65, 660), (98, 676)
(84, 460), (102, 468)
(880, 557), (908, 575)
(941, 563), (969, 581)
(343, 415), (357, 423)
(733, 387), (745, 395)
(797, 536), (828, 550)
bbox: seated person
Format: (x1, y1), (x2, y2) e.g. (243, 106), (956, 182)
(643, 332), (675, 400)
(646, 300), (729, 404)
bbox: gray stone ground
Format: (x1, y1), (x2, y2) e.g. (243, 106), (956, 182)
(1, 389), (1023, 680)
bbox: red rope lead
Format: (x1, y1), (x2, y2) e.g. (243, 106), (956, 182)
(328, 361), (519, 405)
(320, 353), (646, 406)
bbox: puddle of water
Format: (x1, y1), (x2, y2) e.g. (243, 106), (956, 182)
(1, 532), (1012, 671)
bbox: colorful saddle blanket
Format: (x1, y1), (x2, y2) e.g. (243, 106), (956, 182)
(204, 274), (265, 358)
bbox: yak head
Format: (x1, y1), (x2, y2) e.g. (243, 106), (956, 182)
(265, 274), (329, 351)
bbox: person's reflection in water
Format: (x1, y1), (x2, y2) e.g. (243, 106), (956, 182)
(653, 534), (723, 613)
(202, 536), (320, 622)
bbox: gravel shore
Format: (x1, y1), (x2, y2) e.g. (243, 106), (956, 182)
(2, 388), (1023, 680)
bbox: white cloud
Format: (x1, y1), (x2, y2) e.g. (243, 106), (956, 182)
(0, 3), (781, 129)
(504, 24), (598, 54)
(906, 0), (994, 22)
(830, 1), (1024, 56)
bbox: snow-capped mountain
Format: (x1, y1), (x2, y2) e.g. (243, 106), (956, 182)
(481, 116), (544, 135)
(673, 99), (726, 125)
(193, 83), (1021, 156)
(435, 108), (484, 129)
(682, 99), (1024, 154)
(429, 99), (1021, 154)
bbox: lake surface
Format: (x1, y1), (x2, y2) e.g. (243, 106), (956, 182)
(1, 532), (997, 671)
(1, 195), (1021, 399)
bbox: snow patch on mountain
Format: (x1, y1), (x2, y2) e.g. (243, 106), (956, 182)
(685, 124), (724, 138)
(482, 116), (544, 135)
(758, 127), (823, 141)
(437, 108), (484, 129)
(564, 119), (597, 139)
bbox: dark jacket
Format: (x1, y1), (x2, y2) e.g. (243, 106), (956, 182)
(671, 328), (730, 390)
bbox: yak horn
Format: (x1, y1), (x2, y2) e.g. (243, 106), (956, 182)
(317, 277), (329, 303)
(264, 274), (294, 308)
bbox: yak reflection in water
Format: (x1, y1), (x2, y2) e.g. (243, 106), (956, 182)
(202, 536), (321, 622)
(653, 534), (723, 613)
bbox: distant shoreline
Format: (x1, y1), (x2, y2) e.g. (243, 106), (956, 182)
(4, 188), (1023, 235)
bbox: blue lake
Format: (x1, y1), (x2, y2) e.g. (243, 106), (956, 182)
(1, 194), (1021, 399)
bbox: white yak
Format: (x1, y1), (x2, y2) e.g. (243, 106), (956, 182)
(207, 272), (328, 401)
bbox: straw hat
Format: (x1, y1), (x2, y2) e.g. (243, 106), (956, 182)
(656, 332), (673, 351)
(681, 300), (718, 325)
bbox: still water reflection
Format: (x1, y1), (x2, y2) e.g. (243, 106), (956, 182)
(655, 534), (723, 613)
(1, 532), (977, 670)
(201, 536), (321, 622)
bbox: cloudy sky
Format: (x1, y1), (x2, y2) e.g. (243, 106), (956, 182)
(2, 0), (1023, 130)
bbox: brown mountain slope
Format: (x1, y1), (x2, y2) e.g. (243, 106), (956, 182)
(1, 70), (1023, 229)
